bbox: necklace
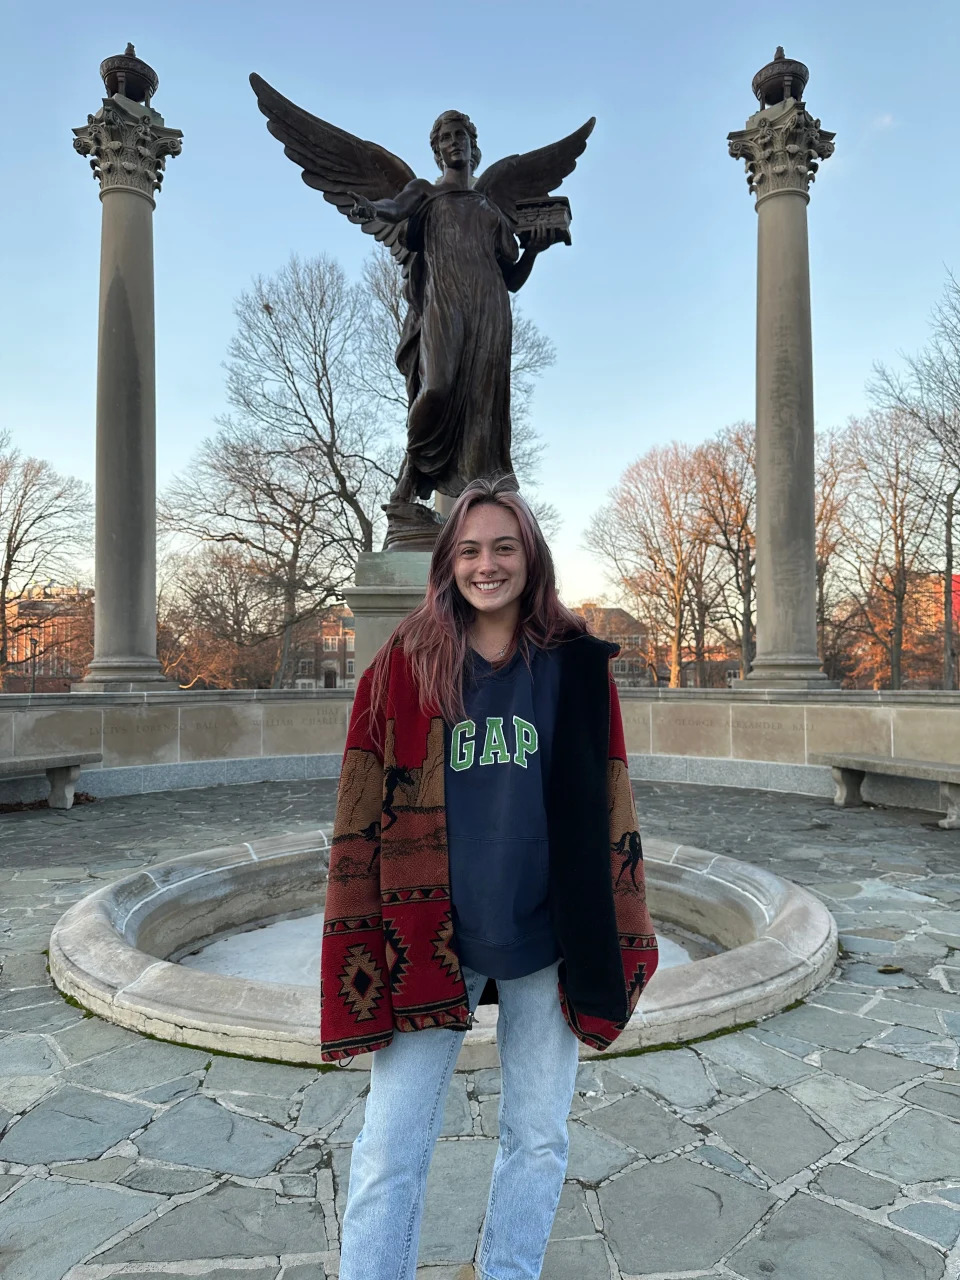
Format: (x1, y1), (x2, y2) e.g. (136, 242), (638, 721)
(473, 638), (508, 662)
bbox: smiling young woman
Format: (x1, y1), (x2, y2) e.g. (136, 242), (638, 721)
(453, 502), (528, 660)
(323, 475), (659, 1280)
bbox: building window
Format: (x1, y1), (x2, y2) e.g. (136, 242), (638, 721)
(612, 659), (627, 674)
(297, 658), (314, 676)
(346, 633), (355, 652)
(322, 636), (338, 651)
(346, 659), (355, 676)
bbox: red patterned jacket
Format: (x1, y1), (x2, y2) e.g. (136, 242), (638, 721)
(320, 632), (658, 1062)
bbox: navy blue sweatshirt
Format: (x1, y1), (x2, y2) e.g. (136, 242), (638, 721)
(443, 645), (562, 978)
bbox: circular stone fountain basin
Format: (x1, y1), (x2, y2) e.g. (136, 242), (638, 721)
(49, 831), (836, 1068)
(175, 913), (719, 981)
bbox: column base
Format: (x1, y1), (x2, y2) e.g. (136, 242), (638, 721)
(732, 657), (838, 691)
(73, 657), (179, 693)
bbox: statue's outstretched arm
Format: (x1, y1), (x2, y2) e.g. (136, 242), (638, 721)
(348, 179), (430, 226)
(250, 73), (418, 262)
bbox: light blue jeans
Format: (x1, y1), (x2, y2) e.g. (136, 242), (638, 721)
(338, 959), (580, 1280)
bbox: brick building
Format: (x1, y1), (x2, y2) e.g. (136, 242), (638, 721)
(3, 583), (93, 692)
(293, 608), (356, 689)
(574, 603), (652, 686)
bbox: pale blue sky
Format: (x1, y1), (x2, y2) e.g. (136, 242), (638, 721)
(3, 1), (958, 601)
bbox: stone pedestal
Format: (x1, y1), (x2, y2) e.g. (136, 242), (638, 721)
(728, 50), (835, 689)
(342, 551), (432, 678)
(72, 47), (181, 691)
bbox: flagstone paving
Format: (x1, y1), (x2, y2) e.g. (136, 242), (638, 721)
(1, 777), (959, 1278)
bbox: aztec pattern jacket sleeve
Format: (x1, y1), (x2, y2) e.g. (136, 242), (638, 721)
(320, 668), (396, 1059)
(320, 649), (473, 1062)
(320, 639), (659, 1062)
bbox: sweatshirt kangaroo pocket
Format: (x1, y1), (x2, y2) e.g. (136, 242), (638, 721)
(449, 835), (551, 948)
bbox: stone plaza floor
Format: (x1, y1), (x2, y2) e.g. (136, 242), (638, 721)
(1, 779), (960, 1280)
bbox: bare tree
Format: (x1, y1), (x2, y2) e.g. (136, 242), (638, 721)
(0, 432), (92, 689)
(683, 533), (726, 687)
(587, 442), (705, 687)
(872, 272), (960, 687)
(159, 545), (284, 689)
(814, 428), (859, 683)
(173, 545), (278, 649)
(697, 423), (756, 678)
(358, 250), (412, 420)
(837, 412), (943, 689)
(164, 254), (401, 687)
(622, 571), (674, 684)
(162, 420), (356, 688)
(226, 254), (398, 555)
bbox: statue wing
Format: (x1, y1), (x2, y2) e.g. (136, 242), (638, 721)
(474, 118), (596, 221)
(250, 73), (417, 263)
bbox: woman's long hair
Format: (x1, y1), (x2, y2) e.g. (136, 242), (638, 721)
(368, 477), (587, 728)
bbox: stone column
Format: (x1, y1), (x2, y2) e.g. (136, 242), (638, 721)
(72, 46), (182, 690)
(728, 49), (835, 687)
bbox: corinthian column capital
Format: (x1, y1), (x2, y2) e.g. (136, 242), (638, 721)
(728, 99), (834, 205)
(73, 95), (182, 202)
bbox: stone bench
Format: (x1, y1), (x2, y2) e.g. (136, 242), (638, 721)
(809, 752), (960, 830)
(0, 752), (103, 810)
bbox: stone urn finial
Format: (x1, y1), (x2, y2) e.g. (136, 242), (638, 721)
(99, 44), (159, 107)
(751, 48), (809, 108)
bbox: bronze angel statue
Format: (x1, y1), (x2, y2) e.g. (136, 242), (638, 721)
(250, 75), (594, 541)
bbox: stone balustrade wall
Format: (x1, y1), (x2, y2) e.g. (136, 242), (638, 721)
(0, 691), (353, 802)
(618, 689), (960, 816)
(1, 688), (957, 814)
